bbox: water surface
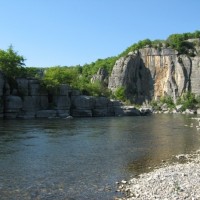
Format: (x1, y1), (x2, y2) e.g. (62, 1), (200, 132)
(0, 114), (199, 199)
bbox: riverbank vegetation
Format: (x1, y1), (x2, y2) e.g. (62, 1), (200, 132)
(150, 92), (200, 113)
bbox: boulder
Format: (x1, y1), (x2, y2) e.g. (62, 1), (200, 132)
(4, 95), (22, 118)
(5, 95), (22, 111)
(114, 106), (141, 116)
(176, 104), (183, 112)
(40, 96), (49, 110)
(36, 110), (57, 118)
(28, 79), (40, 95)
(197, 108), (200, 115)
(0, 96), (3, 118)
(94, 97), (109, 108)
(161, 103), (168, 112)
(92, 108), (108, 117)
(185, 109), (196, 114)
(22, 96), (40, 112)
(71, 95), (95, 109)
(16, 78), (29, 96)
(139, 107), (152, 115)
(56, 110), (70, 118)
(17, 111), (36, 119)
(53, 96), (71, 109)
(71, 109), (93, 117)
(91, 68), (108, 84)
(0, 71), (5, 96)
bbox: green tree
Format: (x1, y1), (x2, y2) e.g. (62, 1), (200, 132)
(0, 46), (25, 78)
(43, 66), (79, 88)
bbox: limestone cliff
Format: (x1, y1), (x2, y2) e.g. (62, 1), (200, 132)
(0, 72), (142, 119)
(108, 39), (200, 104)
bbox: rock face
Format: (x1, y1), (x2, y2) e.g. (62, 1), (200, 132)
(0, 72), (5, 118)
(108, 51), (153, 104)
(0, 75), (142, 118)
(108, 40), (200, 104)
(91, 68), (108, 85)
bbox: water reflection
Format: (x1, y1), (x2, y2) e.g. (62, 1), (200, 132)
(0, 115), (199, 199)
(125, 115), (200, 174)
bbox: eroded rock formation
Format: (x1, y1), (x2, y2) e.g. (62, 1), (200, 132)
(0, 72), (141, 118)
(108, 39), (200, 104)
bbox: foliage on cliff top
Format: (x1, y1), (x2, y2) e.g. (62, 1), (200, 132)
(119, 30), (200, 57)
(42, 65), (110, 97)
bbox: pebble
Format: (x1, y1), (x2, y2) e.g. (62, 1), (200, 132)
(117, 150), (200, 200)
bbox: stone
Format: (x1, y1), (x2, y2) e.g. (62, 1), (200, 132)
(4, 82), (10, 96)
(139, 107), (152, 115)
(91, 68), (108, 84)
(53, 96), (71, 109)
(197, 108), (200, 115)
(71, 95), (95, 110)
(176, 104), (183, 111)
(40, 96), (49, 110)
(28, 79), (40, 95)
(114, 106), (141, 116)
(0, 71), (5, 96)
(16, 78), (29, 96)
(36, 110), (57, 118)
(94, 97), (109, 108)
(17, 111), (36, 119)
(22, 96), (40, 112)
(56, 109), (70, 118)
(0, 96), (4, 118)
(161, 103), (168, 111)
(92, 108), (108, 117)
(185, 109), (196, 114)
(5, 95), (22, 111)
(4, 95), (23, 118)
(71, 109), (93, 117)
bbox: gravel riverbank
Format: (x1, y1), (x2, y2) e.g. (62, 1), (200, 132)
(116, 150), (200, 200)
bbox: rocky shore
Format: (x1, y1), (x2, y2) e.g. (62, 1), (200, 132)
(116, 150), (200, 200)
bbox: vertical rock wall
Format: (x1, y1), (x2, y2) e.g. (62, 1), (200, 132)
(108, 45), (200, 103)
(0, 74), (141, 118)
(0, 72), (5, 118)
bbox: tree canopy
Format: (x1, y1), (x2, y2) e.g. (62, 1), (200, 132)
(0, 46), (25, 78)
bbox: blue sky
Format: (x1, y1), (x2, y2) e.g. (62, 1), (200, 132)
(0, 0), (200, 67)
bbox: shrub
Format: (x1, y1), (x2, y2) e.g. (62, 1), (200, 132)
(177, 92), (197, 111)
(160, 96), (175, 109)
(114, 87), (126, 101)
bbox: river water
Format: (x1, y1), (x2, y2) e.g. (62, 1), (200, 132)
(0, 114), (200, 200)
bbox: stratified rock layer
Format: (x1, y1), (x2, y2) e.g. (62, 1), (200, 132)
(108, 40), (200, 103)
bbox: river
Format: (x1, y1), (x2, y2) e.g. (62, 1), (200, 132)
(0, 114), (199, 200)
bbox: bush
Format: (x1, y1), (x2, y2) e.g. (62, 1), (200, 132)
(150, 99), (161, 111)
(176, 92), (197, 111)
(160, 96), (175, 109)
(114, 87), (126, 101)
